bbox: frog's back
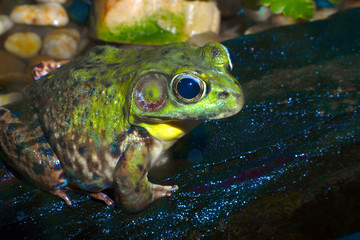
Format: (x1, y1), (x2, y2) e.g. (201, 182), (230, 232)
(21, 46), (141, 189)
(23, 46), (136, 143)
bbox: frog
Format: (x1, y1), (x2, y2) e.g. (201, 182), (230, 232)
(0, 42), (244, 212)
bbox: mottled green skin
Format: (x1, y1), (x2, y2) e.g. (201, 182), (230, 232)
(0, 42), (244, 211)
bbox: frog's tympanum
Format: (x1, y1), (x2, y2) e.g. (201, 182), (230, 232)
(0, 42), (244, 212)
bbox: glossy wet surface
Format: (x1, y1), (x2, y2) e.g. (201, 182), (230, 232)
(1, 8), (360, 239)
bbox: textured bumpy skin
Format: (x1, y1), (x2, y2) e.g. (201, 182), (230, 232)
(0, 42), (244, 212)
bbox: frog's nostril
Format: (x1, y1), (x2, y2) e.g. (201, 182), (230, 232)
(219, 91), (229, 99)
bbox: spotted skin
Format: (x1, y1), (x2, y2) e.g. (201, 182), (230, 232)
(0, 106), (70, 203)
(0, 42), (244, 212)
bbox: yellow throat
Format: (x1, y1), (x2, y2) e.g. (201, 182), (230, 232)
(139, 123), (186, 142)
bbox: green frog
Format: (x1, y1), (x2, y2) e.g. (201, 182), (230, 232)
(0, 42), (244, 212)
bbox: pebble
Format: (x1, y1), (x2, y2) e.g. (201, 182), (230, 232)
(92, 0), (220, 44)
(312, 8), (337, 20)
(10, 3), (69, 27)
(42, 28), (80, 58)
(184, 0), (220, 36)
(66, 0), (91, 24)
(98, 0), (183, 31)
(343, 0), (360, 9)
(271, 14), (305, 26)
(31, 59), (69, 80)
(0, 15), (14, 35)
(186, 31), (220, 47)
(244, 24), (273, 35)
(4, 32), (42, 58)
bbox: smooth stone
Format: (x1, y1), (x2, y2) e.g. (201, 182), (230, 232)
(65, 0), (91, 24)
(98, 0), (184, 33)
(26, 56), (57, 76)
(4, 32), (42, 58)
(0, 15), (14, 35)
(30, 59), (69, 80)
(10, 3), (69, 27)
(312, 8), (337, 20)
(184, 0), (220, 36)
(186, 31), (220, 47)
(271, 14), (305, 26)
(92, 0), (186, 44)
(42, 28), (80, 58)
(91, 0), (220, 44)
(244, 24), (273, 35)
(342, 0), (360, 9)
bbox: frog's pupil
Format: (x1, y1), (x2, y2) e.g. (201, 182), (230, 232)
(177, 78), (201, 99)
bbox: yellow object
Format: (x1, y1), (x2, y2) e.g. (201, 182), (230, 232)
(139, 123), (185, 142)
(4, 32), (42, 58)
(0, 92), (22, 106)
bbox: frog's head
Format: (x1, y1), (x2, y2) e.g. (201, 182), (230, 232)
(129, 42), (244, 142)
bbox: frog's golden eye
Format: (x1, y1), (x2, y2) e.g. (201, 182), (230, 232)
(171, 73), (206, 103)
(134, 73), (168, 111)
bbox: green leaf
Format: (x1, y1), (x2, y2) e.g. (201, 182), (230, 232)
(260, 0), (316, 19)
(329, 0), (340, 3)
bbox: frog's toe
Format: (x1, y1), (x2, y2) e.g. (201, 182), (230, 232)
(88, 192), (115, 207)
(49, 188), (73, 207)
(150, 183), (178, 200)
(65, 184), (115, 207)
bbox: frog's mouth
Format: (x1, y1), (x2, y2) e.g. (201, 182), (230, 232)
(138, 120), (203, 142)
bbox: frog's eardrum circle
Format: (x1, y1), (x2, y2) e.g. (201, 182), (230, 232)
(171, 73), (206, 104)
(134, 73), (168, 111)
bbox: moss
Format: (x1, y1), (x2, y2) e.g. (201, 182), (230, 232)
(97, 12), (188, 45)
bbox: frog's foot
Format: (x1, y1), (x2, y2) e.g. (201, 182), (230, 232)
(150, 183), (179, 201)
(88, 192), (115, 207)
(49, 188), (73, 207)
(65, 185), (114, 207)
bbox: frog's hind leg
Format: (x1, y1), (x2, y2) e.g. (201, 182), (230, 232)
(0, 107), (72, 206)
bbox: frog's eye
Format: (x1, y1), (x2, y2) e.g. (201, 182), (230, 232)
(134, 73), (168, 111)
(171, 74), (206, 103)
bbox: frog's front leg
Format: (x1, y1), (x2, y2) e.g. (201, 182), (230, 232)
(113, 139), (178, 212)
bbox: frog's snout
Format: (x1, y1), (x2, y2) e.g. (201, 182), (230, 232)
(227, 84), (245, 115)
